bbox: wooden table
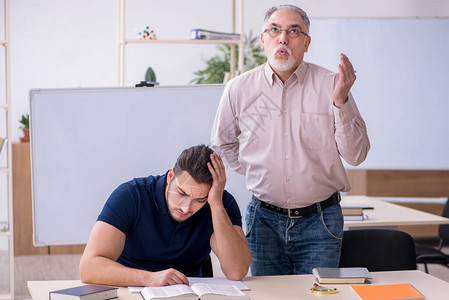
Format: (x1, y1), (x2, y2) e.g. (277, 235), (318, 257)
(28, 270), (449, 300)
(341, 195), (449, 229)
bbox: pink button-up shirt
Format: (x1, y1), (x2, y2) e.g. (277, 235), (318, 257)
(211, 62), (370, 208)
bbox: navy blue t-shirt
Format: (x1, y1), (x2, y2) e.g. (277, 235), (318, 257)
(97, 171), (242, 277)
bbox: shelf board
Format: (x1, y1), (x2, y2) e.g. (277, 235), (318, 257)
(0, 167), (11, 174)
(0, 292), (12, 300)
(123, 39), (243, 45)
(0, 40), (7, 46)
(0, 230), (11, 237)
(0, 104), (9, 109)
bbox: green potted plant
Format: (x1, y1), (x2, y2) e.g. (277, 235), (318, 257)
(145, 66), (157, 82)
(191, 32), (266, 84)
(19, 114), (30, 142)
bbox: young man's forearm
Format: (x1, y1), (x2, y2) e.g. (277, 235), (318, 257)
(80, 256), (150, 286)
(80, 256), (188, 287)
(210, 204), (252, 280)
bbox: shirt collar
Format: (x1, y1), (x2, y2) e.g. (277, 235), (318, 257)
(155, 171), (169, 214)
(263, 63), (276, 85)
(263, 61), (308, 85)
(293, 60), (307, 83)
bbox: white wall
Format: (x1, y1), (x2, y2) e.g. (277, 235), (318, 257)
(1, 0), (449, 249)
(7, 0), (449, 140)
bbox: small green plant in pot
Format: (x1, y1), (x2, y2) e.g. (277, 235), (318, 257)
(19, 114), (30, 142)
(145, 67), (157, 82)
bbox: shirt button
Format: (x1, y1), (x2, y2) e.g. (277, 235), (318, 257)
(286, 176), (290, 181)
(284, 132), (288, 136)
(285, 155), (289, 159)
(339, 112), (344, 116)
(283, 109), (287, 113)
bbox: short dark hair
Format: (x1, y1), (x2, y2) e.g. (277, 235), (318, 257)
(174, 145), (214, 185)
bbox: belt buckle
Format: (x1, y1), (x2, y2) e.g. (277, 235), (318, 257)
(288, 209), (303, 218)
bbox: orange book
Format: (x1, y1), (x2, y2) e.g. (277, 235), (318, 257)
(351, 283), (425, 300)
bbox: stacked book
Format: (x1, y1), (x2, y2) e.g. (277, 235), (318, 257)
(341, 205), (373, 221)
(190, 29), (240, 40)
(312, 267), (372, 284)
(49, 284), (118, 300)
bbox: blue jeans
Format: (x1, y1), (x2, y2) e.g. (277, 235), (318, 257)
(245, 196), (344, 275)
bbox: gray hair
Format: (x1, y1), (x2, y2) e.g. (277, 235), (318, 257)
(263, 4), (310, 34)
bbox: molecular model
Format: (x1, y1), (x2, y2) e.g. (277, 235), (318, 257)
(137, 26), (157, 40)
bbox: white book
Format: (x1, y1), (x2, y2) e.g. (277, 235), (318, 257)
(141, 283), (249, 300)
(343, 214), (365, 221)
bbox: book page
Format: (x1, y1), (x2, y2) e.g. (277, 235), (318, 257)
(142, 284), (195, 298)
(131, 277), (249, 294)
(187, 277), (249, 290)
(191, 283), (246, 297)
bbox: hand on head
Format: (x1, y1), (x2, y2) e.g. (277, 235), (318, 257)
(206, 153), (227, 208)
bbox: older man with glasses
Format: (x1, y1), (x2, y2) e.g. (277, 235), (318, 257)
(211, 4), (370, 276)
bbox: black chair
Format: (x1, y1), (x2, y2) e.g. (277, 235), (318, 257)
(201, 255), (213, 277)
(415, 197), (449, 273)
(339, 229), (417, 271)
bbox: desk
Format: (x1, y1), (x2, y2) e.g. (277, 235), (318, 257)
(341, 196), (449, 229)
(28, 270), (449, 300)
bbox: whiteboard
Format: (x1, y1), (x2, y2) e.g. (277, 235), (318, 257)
(30, 85), (250, 246)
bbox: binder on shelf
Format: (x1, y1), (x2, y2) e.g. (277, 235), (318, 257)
(190, 29), (240, 40)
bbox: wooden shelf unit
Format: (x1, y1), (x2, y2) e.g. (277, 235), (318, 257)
(0, 0), (14, 298)
(116, 0), (245, 86)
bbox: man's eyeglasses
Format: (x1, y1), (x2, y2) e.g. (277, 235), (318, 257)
(263, 26), (309, 38)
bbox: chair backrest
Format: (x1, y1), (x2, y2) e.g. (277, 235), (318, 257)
(338, 229), (417, 272)
(439, 197), (449, 242)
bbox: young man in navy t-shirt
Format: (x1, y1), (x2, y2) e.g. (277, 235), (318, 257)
(79, 145), (251, 287)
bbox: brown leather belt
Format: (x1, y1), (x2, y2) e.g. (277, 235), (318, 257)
(259, 192), (341, 218)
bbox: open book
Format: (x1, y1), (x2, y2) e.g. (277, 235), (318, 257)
(141, 283), (249, 300)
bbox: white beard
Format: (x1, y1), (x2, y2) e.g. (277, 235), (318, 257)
(268, 45), (296, 72)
